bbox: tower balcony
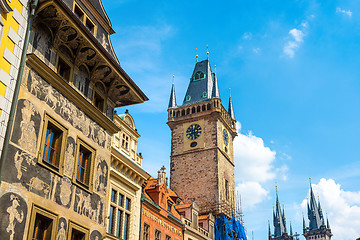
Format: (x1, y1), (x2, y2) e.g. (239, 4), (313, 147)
(167, 98), (236, 135)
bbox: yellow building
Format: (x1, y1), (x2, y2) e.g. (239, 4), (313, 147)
(106, 111), (150, 240)
(0, 0), (29, 155)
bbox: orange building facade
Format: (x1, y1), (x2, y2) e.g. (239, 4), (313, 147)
(141, 166), (184, 240)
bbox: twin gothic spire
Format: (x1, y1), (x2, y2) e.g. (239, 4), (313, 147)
(168, 59), (235, 120)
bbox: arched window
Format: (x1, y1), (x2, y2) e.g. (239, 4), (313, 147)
(194, 71), (205, 81)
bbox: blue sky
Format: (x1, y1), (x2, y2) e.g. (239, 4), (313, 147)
(102, 0), (360, 239)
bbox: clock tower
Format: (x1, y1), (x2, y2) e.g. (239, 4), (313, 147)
(167, 58), (237, 218)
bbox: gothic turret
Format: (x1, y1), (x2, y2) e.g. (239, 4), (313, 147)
(168, 77), (177, 108)
(228, 89), (235, 120)
(303, 181), (332, 240)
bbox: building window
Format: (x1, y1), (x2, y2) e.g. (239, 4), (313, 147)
(155, 229), (161, 240)
(194, 71), (205, 81)
(56, 56), (71, 82)
(121, 134), (129, 150)
(74, 4), (84, 21)
(39, 114), (68, 174)
(73, 138), (95, 190)
(68, 221), (89, 240)
(186, 95), (191, 101)
(107, 189), (132, 239)
(72, 3), (97, 35)
(225, 179), (229, 200)
(93, 91), (104, 111)
(202, 91), (207, 98)
(143, 223), (150, 240)
(165, 235), (171, 240)
(28, 205), (57, 240)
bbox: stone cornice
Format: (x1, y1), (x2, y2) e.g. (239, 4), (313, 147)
(26, 53), (120, 134)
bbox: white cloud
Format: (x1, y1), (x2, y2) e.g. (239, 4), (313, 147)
(283, 22), (308, 58)
(234, 122), (289, 209)
(336, 7), (352, 17)
(300, 178), (360, 240)
(243, 32), (252, 40)
(236, 182), (269, 209)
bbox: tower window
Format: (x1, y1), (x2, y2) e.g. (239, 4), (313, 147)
(57, 57), (71, 82)
(194, 71), (205, 81)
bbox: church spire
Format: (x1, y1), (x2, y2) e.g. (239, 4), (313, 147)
(228, 88), (235, 119)
(273, 186), (287, 237)
(168, 75), (177, 108)
(308, 184), (323, 230)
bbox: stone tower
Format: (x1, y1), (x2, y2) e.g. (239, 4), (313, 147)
(303, 184), (332, 240)
(167, 58), (237, 218)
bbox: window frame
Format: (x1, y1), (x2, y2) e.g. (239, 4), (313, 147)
(38, 113), (68, 176)
(67, 220), (89, 240)
(107, 187), (133, 239)
(154, 228), (162, 240)
(142, 222), (150, 240)
(72, 2), (97, 36)
(55, 53), (73, 83)
(72, 137), (96, 192)
(27, 205), (58, 240)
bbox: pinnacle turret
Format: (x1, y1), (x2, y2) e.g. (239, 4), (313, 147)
(228, 89), (235, 120)
(168, 77), (177, 108)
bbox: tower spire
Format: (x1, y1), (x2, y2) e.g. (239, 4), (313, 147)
(168, 75), (177, 108)
(228, 88), (235, 119)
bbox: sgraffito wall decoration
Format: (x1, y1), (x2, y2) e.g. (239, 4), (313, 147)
(73, 188), (104, 224)
(56, 217), (67, 240)
(94, 157), (108, 195)
(90, 230), (102, 240)
(0, 193), (28, 240)
(26, 67), (110, 149)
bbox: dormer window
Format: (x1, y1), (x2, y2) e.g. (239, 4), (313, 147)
(74, 4), (84, 21)
(73, 3), (97, 35)
(193, 71), (205, 81)
(202, 91), (207, 98)
(186, 95), (191, 101)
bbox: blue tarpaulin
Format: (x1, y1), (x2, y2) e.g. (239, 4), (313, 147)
(215, 215), (247, 240)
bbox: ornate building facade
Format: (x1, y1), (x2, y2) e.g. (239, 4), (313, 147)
(303, 184), (332, 240)
(167, 58), (237, 218)
(0, 0), (147, 239)
(106, 111), (150, 240)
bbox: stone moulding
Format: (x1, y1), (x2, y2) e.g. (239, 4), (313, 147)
(26, 53), (120, 134)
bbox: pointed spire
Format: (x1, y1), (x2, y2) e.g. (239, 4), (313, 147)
(290, 222), (293, 236)
(228, 88), (235, 119)
(327, 216), (330, 229)
(268, 220), (272, 239)
(308, 179), (323, 230)
(168, 75), (177, 108)
(303, 215), (306, 230)
(211, 68), (220, 99)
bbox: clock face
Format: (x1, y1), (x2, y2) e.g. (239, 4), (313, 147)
(186, 124), (202, 140)
(223, 129), (229, 146)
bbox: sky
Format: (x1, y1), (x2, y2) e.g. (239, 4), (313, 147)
(102, 0), (360, 239)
